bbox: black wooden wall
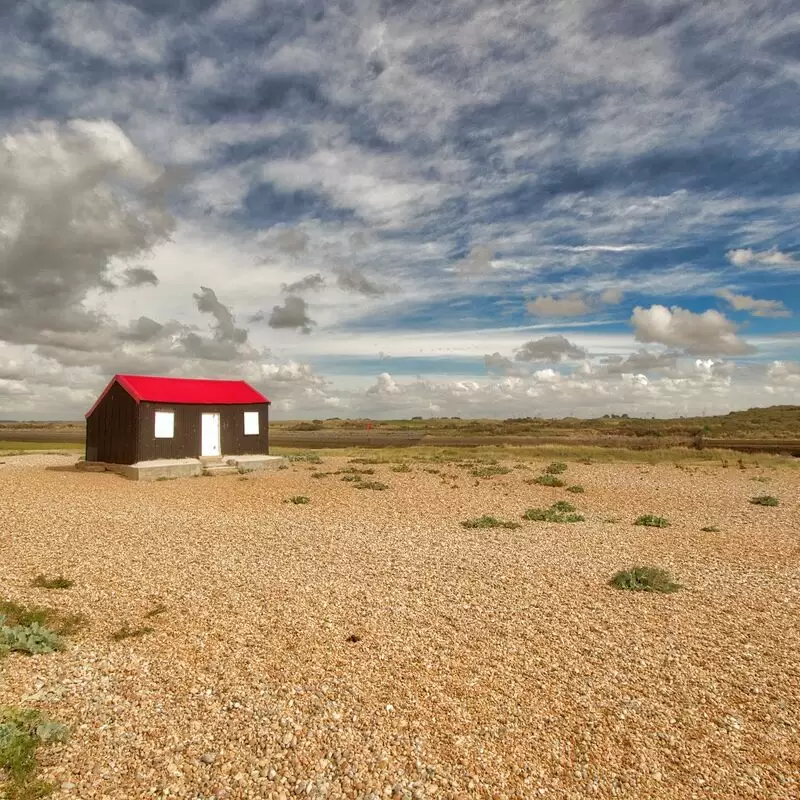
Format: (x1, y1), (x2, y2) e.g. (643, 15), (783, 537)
(85, 382), (139, 464)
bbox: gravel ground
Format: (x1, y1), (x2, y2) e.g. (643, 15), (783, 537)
(1, 454), (798, 800)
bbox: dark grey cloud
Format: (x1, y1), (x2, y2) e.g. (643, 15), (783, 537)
(514, 335), (588, 363)
(193, 286), (248, 345)
(484, 352), (517, 375)
(281, 273), (325, 294)
(123, 266), (159, 287)
(334, 267), (386, 296)
(264, 295), (315, 334)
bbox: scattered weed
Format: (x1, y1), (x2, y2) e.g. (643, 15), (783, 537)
(634, 514), (670, 528)
(470, 465), (511, 478)
(30, 575), (73, 591)
(577, 458), (594, 465)
(338, 467), (375, 475)
(143, 604), (168, 619)
(348, 457), (382, 465)
(700, 525), (721, 532)
(390, 463), (412, 472)
(566, 485), (585, 493)
(523, 504), (585, 523)
(0, 707), (68, 799)
(0, 601), (84, 637)
(353, 480), (388, 491)
(286, 452), (322, 464)
(529, 474), (566, 487)
(310, 471), (332, 479)
(345, 633), (362, 643)
(460, 515), (522, 529)
(544, 461), (568, 474)
(111, 625), (154, 642)
(277, 463), (289, 470)
(750, 495), (779, 506)
(287, 495), (310, 505)
(423, 467), (441, 474)
(0, 618), (63, 658)
(341, 474), (361, 482)
(609, 566), (681, 593)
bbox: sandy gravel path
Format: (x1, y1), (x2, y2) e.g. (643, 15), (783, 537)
(1, 455), (798, 799)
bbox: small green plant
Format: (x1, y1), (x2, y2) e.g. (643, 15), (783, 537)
(460, 515), (522, 530)
(529, 474), (566, 487)
(0, 617), (64, 658)
(750, 495), (779, 506)
(111, 624), (154, 642)
(700, 525), (720, 532)
(544, 462), (568, 474)
(390, 463), (412, 472)
(609, 567), (681, 593)
(522, 504), (584, 523)
(287, 495), (310, 504)
(470, 465), (511, 478)
(341, 474), (361, 482)
(566, 485), (585, 494)
(634, 514), (670, 528)
(30, 575), (74, 590)
(338, 467), (375, 475)
(0, 707), (69, 799)
(0, 599), (83, 641)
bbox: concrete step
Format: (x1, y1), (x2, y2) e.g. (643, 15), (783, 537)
(202, 464), (239, 477)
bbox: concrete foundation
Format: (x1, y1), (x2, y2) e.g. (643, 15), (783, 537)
(76, 454), (287, 481)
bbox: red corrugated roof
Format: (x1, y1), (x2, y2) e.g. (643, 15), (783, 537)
(86, 374), (269, 417)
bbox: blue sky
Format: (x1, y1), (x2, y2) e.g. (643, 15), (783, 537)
(0, 0), (798, 419)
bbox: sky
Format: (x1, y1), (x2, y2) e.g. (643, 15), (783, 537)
(0, 0), (799, 421)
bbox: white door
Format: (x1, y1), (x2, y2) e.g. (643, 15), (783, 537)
(201, 413), (221, 457)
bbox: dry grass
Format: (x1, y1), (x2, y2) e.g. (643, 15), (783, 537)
(1, 452), (799, 799)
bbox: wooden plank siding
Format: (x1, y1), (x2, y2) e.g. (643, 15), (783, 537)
(136, 402), (270, 462)
(85, 381), (139, 464)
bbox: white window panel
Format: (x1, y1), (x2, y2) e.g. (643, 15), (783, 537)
(154, 410), (175, 438)
(243, 411), (260, 435)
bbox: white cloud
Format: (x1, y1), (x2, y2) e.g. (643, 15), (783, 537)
(631, 305), (757, 357)
(727, 247), (798, 270)
(527, 294), (590, 317)
(716, 289), (790, 318)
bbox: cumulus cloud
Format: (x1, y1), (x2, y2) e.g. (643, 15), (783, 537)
(727, 248), (797, 269)
(598, 349), (678, 375)
(716, 289), (790, 318)
(514, 335), (588, 363)
(527, 294), (591, 317)
(484, 352), (519, 376)
(600, 288), (624, 305)
(274, 227), (310, 255)
(455, 246), (493, 275)
(631, 305), (756, 356)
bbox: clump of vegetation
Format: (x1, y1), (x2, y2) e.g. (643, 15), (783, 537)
(523, 503), (584, 523)
(0, 617), (63, 658)
(529, 474), (566, 487)
(287, 495), (310, 504)
(423, 467), (441, 474)
(353, 480), (388, 491)
(111, 625), (154, 642)
(310, 470), (331, 479)
(700, 525), (720, 532)
(750, 495), (779, 507)
(390, 463), (412, 473)
(566, 485), (585, 494)
(609, 566), (681, 593)
(30, 575), (74, 590)
(634, 514), (670, 528)
(0, 600), (84, 639)
(341, 474), (362, 482)
(470, 465), (511, 478)
(338, 467), (375, 475)
(0, 707), (69, 799)
(460, 515), (522, 530)
(544, 462), (568, 474)
(349, 457), (382, 465)
(286, 452), (323, 464)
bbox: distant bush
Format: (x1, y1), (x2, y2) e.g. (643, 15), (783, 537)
(353, 480), (388, 491)
(460, 515), (522, 530)
(289, 422), (324, 431)
(634, 514), (670, 528)
(529, 474), (566, 487)
(609, 567), (681, 593)
(566, 485), (585, 493)
(30, 575), (74, 590)
(341, 474), (361, 482)
(551, 500), (577, 513)
(287, 495), (310, 504)
(750, 495), (779, 506)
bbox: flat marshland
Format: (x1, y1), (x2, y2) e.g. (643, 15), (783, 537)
(1, 449), (798, 799)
